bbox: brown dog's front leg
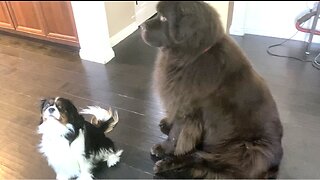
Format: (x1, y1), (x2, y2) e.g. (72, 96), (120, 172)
(154, 151), (202, 174)
(151, 118), (182, 158)
(174, 115), (203, 156)
(151, 136), (177, 159)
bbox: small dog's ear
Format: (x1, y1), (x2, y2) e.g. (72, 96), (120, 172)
(39, 97), (47, 125)
(39, 118), (43, 125)
(39, 97), (47, 111)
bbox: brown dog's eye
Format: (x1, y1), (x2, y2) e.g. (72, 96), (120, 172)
(160, 15), (167, 22)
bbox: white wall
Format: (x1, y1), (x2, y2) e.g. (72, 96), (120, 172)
(135, 1), (158, 26)
(206, 1), (230, 32)
(230, 1), (320, 43)
(105, 1), (158, 47)
(105, 1), (138, 47)
(105, 1), (136, 37)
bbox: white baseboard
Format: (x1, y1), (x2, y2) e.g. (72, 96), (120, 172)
(229, 27), (245, 36)
(230, 27), (320, 43)
(110, 22), (138, 47)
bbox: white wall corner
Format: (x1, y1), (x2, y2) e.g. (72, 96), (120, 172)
(229, 2), (247, 36)
(71, 1), (114, 64)
(110, 22), (138, 47)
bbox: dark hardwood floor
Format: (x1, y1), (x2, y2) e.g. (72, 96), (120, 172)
(0, 28), (320, 179)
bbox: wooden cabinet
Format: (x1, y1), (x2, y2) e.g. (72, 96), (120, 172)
(0, 1), (79, 47)
(0, 2), (14, 30)
(39, 2), (78, 44)
(6, 2), (46, 36)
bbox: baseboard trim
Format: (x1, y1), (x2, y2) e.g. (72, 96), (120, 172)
(110, 22), (138, 47)
(229, 27), (320, 43)
(79, 47), (115, 64)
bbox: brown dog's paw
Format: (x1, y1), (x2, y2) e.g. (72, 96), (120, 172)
(150, 143), (166, 159)
(153, 158), (183, 174)
(159, 118), (171, 135)
(153, 159), (171, 173)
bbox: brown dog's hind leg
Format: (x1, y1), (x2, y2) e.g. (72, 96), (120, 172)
(155, 141), (282, 179)
(174, 110), (203, 156)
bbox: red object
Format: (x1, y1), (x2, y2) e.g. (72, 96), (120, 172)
(295, 10), (320, 35)
(296, 22), (320, 35)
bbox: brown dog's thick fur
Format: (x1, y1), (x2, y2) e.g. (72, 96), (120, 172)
(141, 1), (283, 179)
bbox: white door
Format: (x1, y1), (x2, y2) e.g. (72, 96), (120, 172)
(135, 1), (158, 25)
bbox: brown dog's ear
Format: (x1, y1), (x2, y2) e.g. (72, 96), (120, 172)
(166, 2), (201, 44)
(168, 15), (198, 44)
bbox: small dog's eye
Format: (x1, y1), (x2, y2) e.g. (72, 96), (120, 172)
(160, 16), (167, 22)
(44, 104), (50, 109)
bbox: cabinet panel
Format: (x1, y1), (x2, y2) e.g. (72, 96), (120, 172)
(6, 1), (46, 36)
(0, 2), (14, 30)
(40, 1), (78, 43)
(0, 1), (79, 47)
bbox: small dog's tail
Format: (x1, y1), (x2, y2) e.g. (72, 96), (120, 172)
(79, 106), (119, 133)
(106, 149), (123, 167)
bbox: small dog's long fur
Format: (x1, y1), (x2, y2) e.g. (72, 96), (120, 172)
(141, 1), (283, 179)
(38, 97), (122, 180)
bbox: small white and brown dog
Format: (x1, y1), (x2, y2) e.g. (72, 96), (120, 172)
(37, 97), (122, 180)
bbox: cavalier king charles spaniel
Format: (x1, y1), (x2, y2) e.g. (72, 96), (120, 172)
(37, 97), (122, 180)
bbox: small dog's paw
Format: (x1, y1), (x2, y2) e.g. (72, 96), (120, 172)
(159, 118), (171, 135)
(150, 143), (166, 159)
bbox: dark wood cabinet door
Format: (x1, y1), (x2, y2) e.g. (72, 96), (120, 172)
(39, 1), (78, 44)
(6, 1), (46, 36)
(0, 2), (14, 30)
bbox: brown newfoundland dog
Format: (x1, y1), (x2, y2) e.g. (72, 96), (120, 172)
(141, 1), (283, 179)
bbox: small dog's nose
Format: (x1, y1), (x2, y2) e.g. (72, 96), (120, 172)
(48, 108), (55, 113)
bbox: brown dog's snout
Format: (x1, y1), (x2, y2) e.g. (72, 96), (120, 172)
(140, 23), (146, 31)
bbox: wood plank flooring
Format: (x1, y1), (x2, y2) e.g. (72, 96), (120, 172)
(0, 29), (320, 179)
